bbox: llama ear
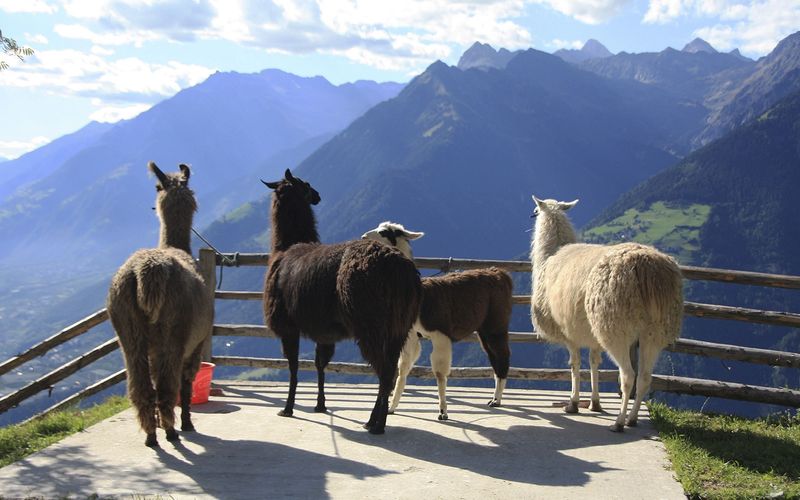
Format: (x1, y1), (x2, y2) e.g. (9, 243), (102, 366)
(149, 162), (169, 188)
(402, 230), (425, 240)
(531, 195), (543, 207)
(559, 199), (579, 211)
(178, 163), (191, 182)
(261, 179), (281, 190)
(284, 168), (296, 184)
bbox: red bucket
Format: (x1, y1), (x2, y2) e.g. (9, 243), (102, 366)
(190, 362), (215, 404)
(177, 362), (215, 406)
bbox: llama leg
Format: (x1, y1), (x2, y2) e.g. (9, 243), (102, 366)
(153, 350), (183, 442)
(279, 333), (300, 417)
(125, 351), (159, 447)
(478, 331), (510, 407)
(429, 332), (452, 421)
(565, 345), (581, 414)
(610, 346), (635, 432)
(389, 331), (421, 414)
(180, 346), (203, 432)
(626, 341), (659, 427)
(364, 332), (405, 434)
(589, 348), (603, 412)
(314, 343), (335, 413)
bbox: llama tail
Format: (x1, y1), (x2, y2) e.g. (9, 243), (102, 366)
(135, 257), (172, 324)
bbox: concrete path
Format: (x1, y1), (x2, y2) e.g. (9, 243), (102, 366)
(0, 382), (684, 499)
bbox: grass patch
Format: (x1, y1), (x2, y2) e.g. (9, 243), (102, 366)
(0, 396), (129, 468)
(583, 201), (710, 262)
(649, 401), (800, 499)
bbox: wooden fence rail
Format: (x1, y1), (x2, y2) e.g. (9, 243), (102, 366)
(209, 356), (800, 407)
(214, 252), (800, 289)
(212, 324), (800, 369)
(2, 251), (799, 421)
(0, 309), (108, 378)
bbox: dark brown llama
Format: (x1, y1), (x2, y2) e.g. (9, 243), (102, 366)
(262, 169), (422, 434)
(362, 222), (513, 420)
(107, 162), (213, 447)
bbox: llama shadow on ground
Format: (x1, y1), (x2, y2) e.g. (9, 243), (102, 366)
(291, 402), (644, 488)
(162, 432), (395, 499)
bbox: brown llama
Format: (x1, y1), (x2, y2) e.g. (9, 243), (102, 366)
(262, 169), (422, 434)
(107, 162), (213, 447)
(362, 221), (513, 420)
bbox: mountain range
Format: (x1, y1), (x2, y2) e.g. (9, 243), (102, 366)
(3, 32), (800, 420)
(0, 70), (402, 278)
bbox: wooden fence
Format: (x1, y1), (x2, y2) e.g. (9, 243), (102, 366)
(1, 248), (799, 423)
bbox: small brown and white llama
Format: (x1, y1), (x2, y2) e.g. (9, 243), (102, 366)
(529, 196), (683, 432)
(262, 170), (422, 434)
(362, 221), (513, 421)
(107, 162), (213, 447)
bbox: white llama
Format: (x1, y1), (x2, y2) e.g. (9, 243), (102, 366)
(529, 196), (683, 431)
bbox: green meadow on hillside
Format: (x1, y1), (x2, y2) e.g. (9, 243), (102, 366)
(583, 201), (711, 262)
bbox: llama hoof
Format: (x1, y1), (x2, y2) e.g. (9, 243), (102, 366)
(487, 399), (501, 407)
(626, 419), (638, 427)
(278, 409), (294, 417)
(609, 423), (625, 433)
(387, 409), (395, 415)
(589, 401), (604, 413)
(367, 425), (386, 435)
(314, 405), (328, 413)
(145, 434), (159, 448)
(564, 401), (580, 414)
(165, 428), (180, 442)
(438, 413), (448, 421)
(181, 422), (196, 432)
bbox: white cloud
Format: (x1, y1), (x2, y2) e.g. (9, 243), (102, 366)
(0, 136), (51, 160)
(0, 48), (214, 103)
(550, 38), (584, 50)
(91, 45), (115, 56)
(0, 0), (56, 14)
(89, 102), (151, 122)
(25, 33), (49, 45)
(643, 0), (800, 56)
(643, 0), (688, 23)
(47, 0), (537, 74)
(538, 0), (632, 25)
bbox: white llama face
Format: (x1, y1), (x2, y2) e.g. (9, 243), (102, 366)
(361, 222), (424, 259)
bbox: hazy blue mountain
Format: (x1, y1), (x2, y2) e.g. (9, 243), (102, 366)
(457, 42), (519, 70)
(682, 37), (718, 54)
(0, 69), (402, 279)
(580, 43), (754, 106)
(207, 48), (711, 271)
(554, 39), (613, 64)
(701, 31), (800, 143)
(0, 121), (114, 200)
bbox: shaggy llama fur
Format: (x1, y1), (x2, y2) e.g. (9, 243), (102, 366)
(107, 162), (213, 447)
(530, 196), (683, 432)
(263, 170), (422, 434)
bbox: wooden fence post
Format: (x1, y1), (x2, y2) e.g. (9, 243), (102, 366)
(198, 248), (217, 362)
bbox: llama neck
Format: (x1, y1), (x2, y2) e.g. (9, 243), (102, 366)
(396, 240), (413, 260)
(270, 193), (319, 253)
(530, 212), (577, 278)
(159, 214), (193, 253)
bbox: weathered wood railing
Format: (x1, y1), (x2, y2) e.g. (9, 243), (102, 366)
(2, 248), (799, 423)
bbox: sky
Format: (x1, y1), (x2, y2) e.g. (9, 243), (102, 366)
(1, 0), (799, 160)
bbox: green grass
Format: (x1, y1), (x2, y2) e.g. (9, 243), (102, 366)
(0, 396), (129, 468)
(649, 401), (800, 499)
(583, 201), (711, 262)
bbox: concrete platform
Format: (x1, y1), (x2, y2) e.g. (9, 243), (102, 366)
(0, 382), (684, 499)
